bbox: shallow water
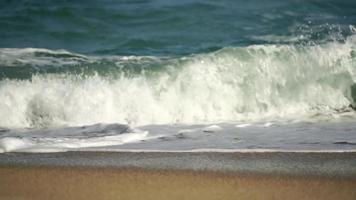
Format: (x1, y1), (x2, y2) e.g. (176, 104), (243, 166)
(1, 121), (356, 152)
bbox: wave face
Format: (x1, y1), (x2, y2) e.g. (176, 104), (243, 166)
(1, 35), (356, 128)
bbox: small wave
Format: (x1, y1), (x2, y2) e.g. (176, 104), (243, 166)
(333, 141), (356, 145)
(0, 48), (88, 67)
(0, 47), (166, 79)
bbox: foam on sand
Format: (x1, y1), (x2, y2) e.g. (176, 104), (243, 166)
(0, 124), (149, 153)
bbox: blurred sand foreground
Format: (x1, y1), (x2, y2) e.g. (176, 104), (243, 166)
(1, 166), (355, 200)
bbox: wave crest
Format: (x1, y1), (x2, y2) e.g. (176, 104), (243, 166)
(0, 36), (356, 128)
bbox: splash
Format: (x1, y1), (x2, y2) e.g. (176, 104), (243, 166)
(0, 36), (356, 128)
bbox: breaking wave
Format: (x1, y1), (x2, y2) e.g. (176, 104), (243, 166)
(1, 35), (356, 128)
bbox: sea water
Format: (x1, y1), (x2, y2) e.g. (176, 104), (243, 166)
(0, 0), (356, 152)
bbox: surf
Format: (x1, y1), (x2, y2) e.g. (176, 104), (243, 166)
(0, 35), (356, 128)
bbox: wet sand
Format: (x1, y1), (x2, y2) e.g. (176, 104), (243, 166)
(0, 152), (356, 200)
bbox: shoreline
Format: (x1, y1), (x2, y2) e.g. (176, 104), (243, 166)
(1, 151), (356, 178)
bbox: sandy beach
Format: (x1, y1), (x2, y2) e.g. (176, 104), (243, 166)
(1, 166), (355, 200)
(1, 151), (355, 200)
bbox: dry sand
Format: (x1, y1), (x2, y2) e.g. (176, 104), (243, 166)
(1, 166), (356, 200)
(0, 152), (356, 200)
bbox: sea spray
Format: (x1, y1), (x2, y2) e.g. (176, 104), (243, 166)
(0, 36), (356, 128)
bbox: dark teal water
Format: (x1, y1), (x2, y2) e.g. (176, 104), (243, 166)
(0, 0), (355, 55)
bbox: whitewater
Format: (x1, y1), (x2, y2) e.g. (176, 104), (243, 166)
(0, 35), (356, 152)
(1, 0), (356, 153)
(1, 35), (356, 129)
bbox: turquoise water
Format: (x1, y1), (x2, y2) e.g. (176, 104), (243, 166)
(0, 0), (356, 153)
(1, 0), (355, 55)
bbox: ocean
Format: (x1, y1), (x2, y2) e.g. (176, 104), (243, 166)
(0, 0), (356, 152)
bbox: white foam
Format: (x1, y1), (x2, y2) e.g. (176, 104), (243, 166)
(202, 125), (223, 132)
(263, 122), (274, 127)
(77, 148), (356, 153)
(235, 123), (252, 128)
(0, 137), (33, 152)
(0, 132), (148, 153)
(178, 129), (197, 134)
(0, 124), (150, 153)
(0, 36), (356, 128)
